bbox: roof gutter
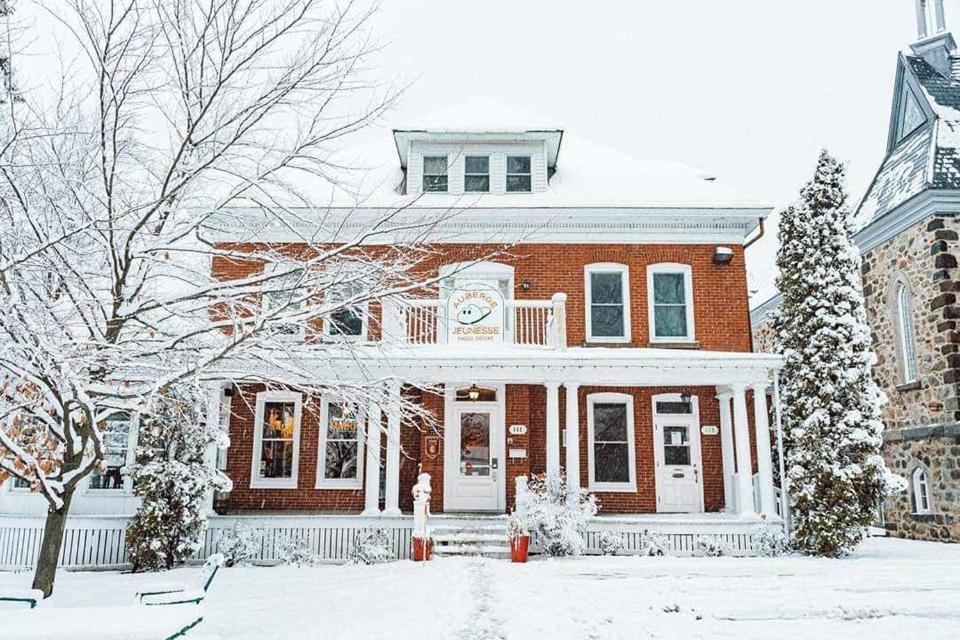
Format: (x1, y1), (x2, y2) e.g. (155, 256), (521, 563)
(743, 216), (766, 249)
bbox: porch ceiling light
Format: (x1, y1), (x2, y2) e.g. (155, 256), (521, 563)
(468, 384), (481, 401)
(713, 246), (734, 265)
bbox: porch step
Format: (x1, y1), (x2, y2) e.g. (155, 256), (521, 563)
(431, 523), (510, 559)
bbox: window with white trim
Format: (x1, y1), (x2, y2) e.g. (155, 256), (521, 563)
(912, 466), (932, 514)
(647, 264), (695, 342)
(422, 156), (448, 192)
(324, 279), (367, 341)
(464, 156), (490, 193)
(895, 282), (919, 384)
(251, 392), (301, 489)
(316, 400), (364, 488)
(587, 393), (636, 492)
(88, 414), (135, 491)
(585, 263), (630, 343)
(263, 263), (306, 339)
(897, 86), (927, 143)
(506, 155), (532, 193)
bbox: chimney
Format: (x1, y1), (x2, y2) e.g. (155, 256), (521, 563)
(912, 0), (957, 77)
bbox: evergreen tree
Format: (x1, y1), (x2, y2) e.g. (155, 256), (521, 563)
(126, 384), (232, 572)
(774, 151), (904, 557)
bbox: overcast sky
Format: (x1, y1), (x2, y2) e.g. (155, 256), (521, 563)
(13, 0), (950, 305)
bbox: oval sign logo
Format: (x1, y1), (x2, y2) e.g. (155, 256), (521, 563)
(447, 283), (505, 344)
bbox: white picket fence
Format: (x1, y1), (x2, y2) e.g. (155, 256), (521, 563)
(0, 515), (414, 571)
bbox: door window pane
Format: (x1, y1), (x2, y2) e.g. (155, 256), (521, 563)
(324, 404), (359, 480)
(459, 412), (491, 477)
(259, 401), (297, 479)
(663, 425), (691, 466)
(423, 156), (448, 192)
(89, 416), (131, 490)
(592, 403), (630, 484)
(590, 272), (625, 338)
(653, 272), (688, 338)
(506, 155), (532, 192)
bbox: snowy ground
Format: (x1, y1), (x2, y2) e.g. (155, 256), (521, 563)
(2, 538), (958, 639)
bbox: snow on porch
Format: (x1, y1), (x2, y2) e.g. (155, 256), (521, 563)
(0, 538), (956, 639)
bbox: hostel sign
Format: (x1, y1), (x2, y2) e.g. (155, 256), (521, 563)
(446, 284), (505, 344)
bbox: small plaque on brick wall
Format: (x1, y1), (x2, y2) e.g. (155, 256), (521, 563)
(508, 448), (527, 459)
(509, 424), (527, 436)
(701, 425), (719, 436)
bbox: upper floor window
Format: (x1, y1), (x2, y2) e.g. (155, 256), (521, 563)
(897, 86), (927, 143)
(325, 280), (367, 341)
(423, 156), (448, 192)
(263, 263), (305, 339)
(894, 281), (918, 384)
(464, 156), (490, 193)
(506, 155), (532, 192)
(584, 263), (630, 343)
(912, 466), (932, 514)
(647, 264), (695, 343)
(251, 392), (301, 489)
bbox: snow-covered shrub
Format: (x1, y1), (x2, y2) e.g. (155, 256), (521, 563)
(597, 530), (624, 556)
(695, 536), (733, 557)
(637, 530), (669, 557)
(350, 529), (393, 565)
(752, 525), (790, 557)
(277, 535), (322, 567)
(774, 151), (906, 557)
(217, 523), (262, 567)
(126, 384), (232, 572)
(515, 473), (597, 557)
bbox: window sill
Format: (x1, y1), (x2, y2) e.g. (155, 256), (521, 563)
(647, 341), (700, 350)
(911, 512), (935, 521)
(582, 340), (634, 348)
(588, 483), (637, 494)
(249, 480), (299, 490)
(896, 381), (922, 392)
(314, 481), (363, 490)
(85, 490), (133, 497)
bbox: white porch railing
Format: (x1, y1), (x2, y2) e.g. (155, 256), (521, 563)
(383, 293), (567, 349)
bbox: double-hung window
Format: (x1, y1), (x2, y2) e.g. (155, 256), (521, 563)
(251, 392), (301, 489)
(325, 279), (367, 341)
(647, 264), (695, 343)
(464, 156), (490, 193)
(263, 263), (306, 339)
(587, 393), (636, 492)
(88, 414), (134, 491)
(506, 155), (532, 192)
(422, 156), (448, 192)
(317, 400), (363, 488)
(585, 263), (630, 343)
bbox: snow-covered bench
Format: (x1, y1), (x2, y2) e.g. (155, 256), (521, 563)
(136, 554), (224, 606)
(0, 588), (44, 609)
(0, 605), (203, 639)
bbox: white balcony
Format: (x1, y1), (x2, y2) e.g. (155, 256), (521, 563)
(381, 293), (567, 350)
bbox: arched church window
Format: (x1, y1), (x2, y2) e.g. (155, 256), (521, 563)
(912, 466), (932, 514)
(894, 281), (919, 384)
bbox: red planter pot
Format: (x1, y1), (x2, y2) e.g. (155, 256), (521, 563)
(510, 534), (530, 563)
(412, 537), (434, 562)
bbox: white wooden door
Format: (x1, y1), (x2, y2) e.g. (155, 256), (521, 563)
(654, 415), (704, 513)
(444, 404), (504, 512)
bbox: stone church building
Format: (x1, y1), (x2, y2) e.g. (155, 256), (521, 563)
(753, 0), (960, 542)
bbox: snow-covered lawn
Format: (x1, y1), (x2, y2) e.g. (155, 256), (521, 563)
(2, 538), (958, 639)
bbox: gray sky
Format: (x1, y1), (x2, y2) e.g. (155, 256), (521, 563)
(14, 0), (948, 304)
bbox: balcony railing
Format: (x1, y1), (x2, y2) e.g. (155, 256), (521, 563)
(382, 293), (567, 350)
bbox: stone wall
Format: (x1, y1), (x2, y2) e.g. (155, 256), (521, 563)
(751, 313), (776, 354)
(860, 212), (960, 542)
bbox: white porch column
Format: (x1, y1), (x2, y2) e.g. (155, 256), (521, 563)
(564, 382), (581, 499)
(363, 400), (383, 516)
(383, 381), (402, 516)
(545, 382), (561, 479)
(731, 383), (756, 518)
(752, 383), (777, 518)
(716, 391), (736, 513)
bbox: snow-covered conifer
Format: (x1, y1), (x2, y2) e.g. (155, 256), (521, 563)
(774, 151), (904, 557)
(126, 384), (232, 572)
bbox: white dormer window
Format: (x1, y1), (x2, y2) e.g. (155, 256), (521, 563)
(423, 156), (448, 192)
(464, 156), (490, 193)
(506, 155), (532, 192)
(897, 86), (927, 143)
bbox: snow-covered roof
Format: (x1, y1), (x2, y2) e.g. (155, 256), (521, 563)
(296, 98), (768, 211)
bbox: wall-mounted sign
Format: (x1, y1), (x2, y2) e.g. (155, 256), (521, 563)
(508, 448), (527, 459)
(701, 425), (719, 436)
(447, 284), (505, 344)
(509, 424), (527, 436)
(424, 435), (441, 459)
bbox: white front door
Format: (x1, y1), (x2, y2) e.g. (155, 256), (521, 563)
(444, 402), (504, 512)
(654, 409), (704, 513)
